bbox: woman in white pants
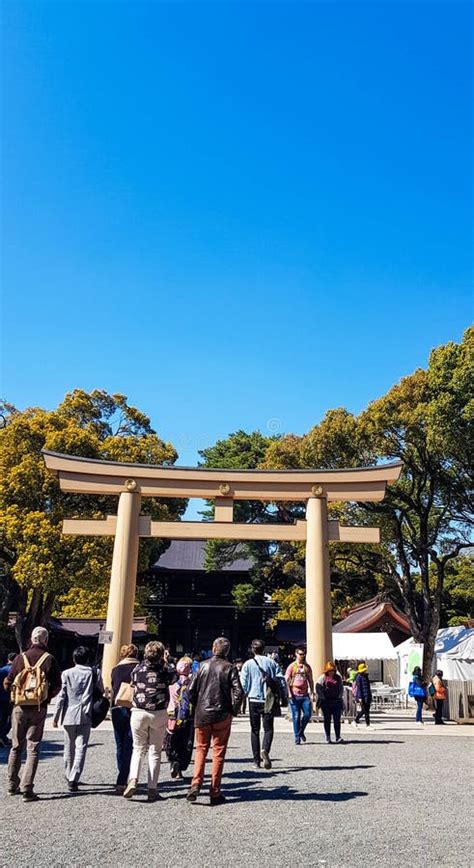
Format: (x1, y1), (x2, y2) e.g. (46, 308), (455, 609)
(124, 641), (177, 802)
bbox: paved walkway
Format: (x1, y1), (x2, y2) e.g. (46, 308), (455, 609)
(42, 705), (474, 736)
(1, 714), (473, 867)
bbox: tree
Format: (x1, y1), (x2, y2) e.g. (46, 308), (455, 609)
(272, 585), (305, 621)
(198, 430), (278, 603)
(355, 326), (473, 678)
(441, 554), (473, 627)
(0, 390), (186, 649)
(293, 328), (473, 677)
(199, 330), (473, 679)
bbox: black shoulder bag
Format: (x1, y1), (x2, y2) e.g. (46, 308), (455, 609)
(253, 658), (282, 718)
(91, 667), (110, 729)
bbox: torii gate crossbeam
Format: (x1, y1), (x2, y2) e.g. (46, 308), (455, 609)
(42, 451), (402, 686)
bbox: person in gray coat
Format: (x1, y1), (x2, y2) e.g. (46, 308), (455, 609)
(53, 646), (103, 791)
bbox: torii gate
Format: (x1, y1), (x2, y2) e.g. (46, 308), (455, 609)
(42, 451), (401, 686)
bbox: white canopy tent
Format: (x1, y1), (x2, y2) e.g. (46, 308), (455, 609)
(332, 632), (398, 661)
(434, 627), (474, 681)
(332, 632), (399, 689)
(396, 627), (474, 684)
(396, 637), (423, 693)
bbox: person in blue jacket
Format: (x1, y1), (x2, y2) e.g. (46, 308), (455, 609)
(240, 639), (286, 770)
(409, 666), (427, 724)
(0, 653), (16, 747)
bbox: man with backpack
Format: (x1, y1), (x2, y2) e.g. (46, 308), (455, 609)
(240, 639), (286, 770)
(285, 647), (314, 745)
(4, 627), (61, 801)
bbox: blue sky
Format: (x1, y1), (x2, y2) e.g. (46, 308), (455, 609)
(2, 1), (472, 470)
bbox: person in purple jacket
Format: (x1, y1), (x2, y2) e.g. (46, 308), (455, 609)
(352, 663), (372, 728)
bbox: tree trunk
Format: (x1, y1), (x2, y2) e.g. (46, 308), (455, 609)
(0, 574), (17, 658)
(14, 587), (57, 651)
(422, 623), (439, 684)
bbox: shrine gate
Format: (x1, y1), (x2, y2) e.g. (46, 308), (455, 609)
(42, 450), (401, 685)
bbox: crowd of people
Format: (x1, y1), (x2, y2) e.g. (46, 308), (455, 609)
(1, 628), (449, 803)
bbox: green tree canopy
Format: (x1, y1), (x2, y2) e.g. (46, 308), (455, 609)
(283, 328), (472, 674)
(199, 328), (473, 677)
(198, 430), (276, 604)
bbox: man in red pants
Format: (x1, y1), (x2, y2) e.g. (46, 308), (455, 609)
(187, 636), (243, 806)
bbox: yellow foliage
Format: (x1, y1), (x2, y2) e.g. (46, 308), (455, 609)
(272, 585), (305, 621)
(55, 586), (109, 619)
(1, 390), (185, 620)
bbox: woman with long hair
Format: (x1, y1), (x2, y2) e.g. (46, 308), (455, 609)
(409, 666), (427, 725)
(110, 643), (139, 795)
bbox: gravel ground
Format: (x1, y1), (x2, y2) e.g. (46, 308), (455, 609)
(1, 727), (472, 868)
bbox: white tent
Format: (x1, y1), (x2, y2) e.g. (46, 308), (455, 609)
(333, 632), (398, 683)
(396, 637), (423, 693)
(332, 632), (397, 661)
(396, 627), (474, 684)
(435, 627), (474, 681)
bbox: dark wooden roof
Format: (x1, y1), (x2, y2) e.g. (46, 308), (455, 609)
(333, 597), (410, 635)
(154, 540), (253, 572)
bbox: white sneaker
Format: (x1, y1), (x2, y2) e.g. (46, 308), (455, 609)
(350, 721), (359, 727)
(415, 721), (424, 726)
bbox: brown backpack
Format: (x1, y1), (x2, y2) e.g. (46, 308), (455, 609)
(12, 652), (51, 707)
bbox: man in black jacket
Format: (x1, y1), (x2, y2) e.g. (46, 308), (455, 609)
(187, 636), (243, 805)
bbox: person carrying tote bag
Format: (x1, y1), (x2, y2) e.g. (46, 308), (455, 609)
(408, 666), (427, 725)
(115, 681), (134, 708)
(110, 644), (139, 794)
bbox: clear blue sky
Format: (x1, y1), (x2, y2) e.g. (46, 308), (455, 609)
(2, 1), (473, 468)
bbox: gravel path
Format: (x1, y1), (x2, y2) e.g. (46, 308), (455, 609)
(1, 727), (472, 867)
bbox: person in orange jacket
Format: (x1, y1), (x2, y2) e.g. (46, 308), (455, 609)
(431, 669), (447, 725)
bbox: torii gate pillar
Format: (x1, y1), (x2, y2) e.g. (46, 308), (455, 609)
(102, 490), (141, 687)
(306, 494), (332, 675)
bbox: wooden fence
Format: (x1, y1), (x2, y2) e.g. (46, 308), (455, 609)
(445, 680), (474, 723)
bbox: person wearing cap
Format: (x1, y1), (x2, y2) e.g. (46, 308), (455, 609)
(346, 666), (357, 685)
(352, 663), (372, 728)
(431, 669), (447, 725)
(4, 627), (61, 801)
(316, 662), (344, 744)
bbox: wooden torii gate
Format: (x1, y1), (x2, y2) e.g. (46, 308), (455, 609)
(42, 451), (402, 686)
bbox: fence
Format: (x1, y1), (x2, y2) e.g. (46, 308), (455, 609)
(445, 680), (474, 723)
